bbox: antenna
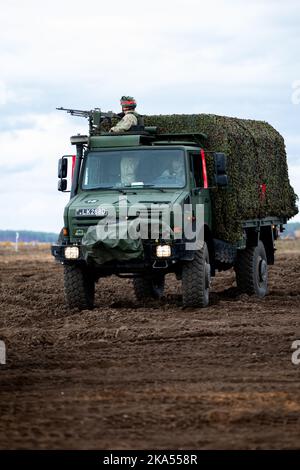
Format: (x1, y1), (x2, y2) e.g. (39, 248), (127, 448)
(15, 232), (19, 252)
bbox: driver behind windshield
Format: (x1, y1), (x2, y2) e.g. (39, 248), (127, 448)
(157, 154), (185, 185)
(120, 156), (139, 185)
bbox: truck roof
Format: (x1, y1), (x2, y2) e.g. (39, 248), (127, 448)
(71, 131), (207, 149)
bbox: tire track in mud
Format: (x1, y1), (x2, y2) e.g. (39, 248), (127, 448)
(0, 244), (300, 449)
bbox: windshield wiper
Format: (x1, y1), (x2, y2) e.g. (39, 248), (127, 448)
(87, 184), (166, 193)
(124, 184), (166, 192)
(87, 186), (128, 193)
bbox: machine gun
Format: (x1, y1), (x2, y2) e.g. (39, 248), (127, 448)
(56, 107), (121, 135)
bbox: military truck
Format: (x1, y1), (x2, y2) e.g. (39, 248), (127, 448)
(51, 108), (298, 310)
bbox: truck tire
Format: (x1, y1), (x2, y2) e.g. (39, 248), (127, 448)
(64, 265), (95, 310)
(182, 242), (211, 308)
(133, 276), (165, 300)
(235, 240), (268, 298)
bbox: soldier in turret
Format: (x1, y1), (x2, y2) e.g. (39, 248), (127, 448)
(110, 96), (143, 133)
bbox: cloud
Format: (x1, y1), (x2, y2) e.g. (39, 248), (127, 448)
(0, 0), (299, 230)
(0, 80), (42, 108)
(288, 163), (300, 222)
(0, 112), (86, 231)
(0, 81), (17, 106)
(0, 0), (299, 89)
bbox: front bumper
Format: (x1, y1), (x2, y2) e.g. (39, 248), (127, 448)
(51, 240), (193, 268)
(51, 244), (84, 263)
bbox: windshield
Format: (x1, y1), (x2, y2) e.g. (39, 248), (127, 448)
(81, 149), (186, 190)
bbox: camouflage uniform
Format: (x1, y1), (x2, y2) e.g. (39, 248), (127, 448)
(110, 111), (138, 133)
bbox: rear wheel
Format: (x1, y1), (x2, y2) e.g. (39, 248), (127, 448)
(182, 242), (211, 308)
(64, 264), (95, 310)
(235, 240), (268, 298)
(133, 275), (165, 300)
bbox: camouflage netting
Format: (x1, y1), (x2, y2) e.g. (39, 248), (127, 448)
(142, 114), (298, 242)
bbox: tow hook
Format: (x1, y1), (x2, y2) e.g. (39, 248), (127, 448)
(153, 260), (168, 269)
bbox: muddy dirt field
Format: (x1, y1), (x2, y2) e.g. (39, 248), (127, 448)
(0, 241), (300, 449)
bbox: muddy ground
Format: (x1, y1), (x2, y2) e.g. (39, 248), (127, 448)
(0, 241), (300, 449)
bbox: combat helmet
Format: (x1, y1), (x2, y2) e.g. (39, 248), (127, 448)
(120, 96), (137, 109)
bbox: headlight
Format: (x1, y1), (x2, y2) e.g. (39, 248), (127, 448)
(156, 245), (171, 258)
(65, 246), (79, 259)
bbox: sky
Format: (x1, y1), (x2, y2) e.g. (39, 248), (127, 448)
(0, 0), (299, 232)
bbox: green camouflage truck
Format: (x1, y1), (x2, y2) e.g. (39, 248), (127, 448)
(51, 109), (298, 310)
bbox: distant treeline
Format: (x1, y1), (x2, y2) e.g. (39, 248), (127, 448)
(0, 223), (299, 242)
(0, 230), (58, 243)
(283, 222), (300, 237)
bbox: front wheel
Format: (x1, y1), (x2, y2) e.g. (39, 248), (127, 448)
(235, 240), (268, 298)
(64, 264), (95, 310)
(182, 242), (211, 308)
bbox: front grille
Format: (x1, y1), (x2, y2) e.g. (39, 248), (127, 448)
(75, 221), (98, 227)
(138, 207), (171, 220)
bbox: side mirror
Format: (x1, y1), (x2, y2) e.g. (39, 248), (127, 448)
(214, 152), (227, 173)
(214, 152), (228, 187)
(58, 179), (67, 191)
(58, 157), (68, 178)
(58, 155), (74, 192)
(216, 174), (229, 187)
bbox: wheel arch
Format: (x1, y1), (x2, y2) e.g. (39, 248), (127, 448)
(245, 225), (275, 265)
